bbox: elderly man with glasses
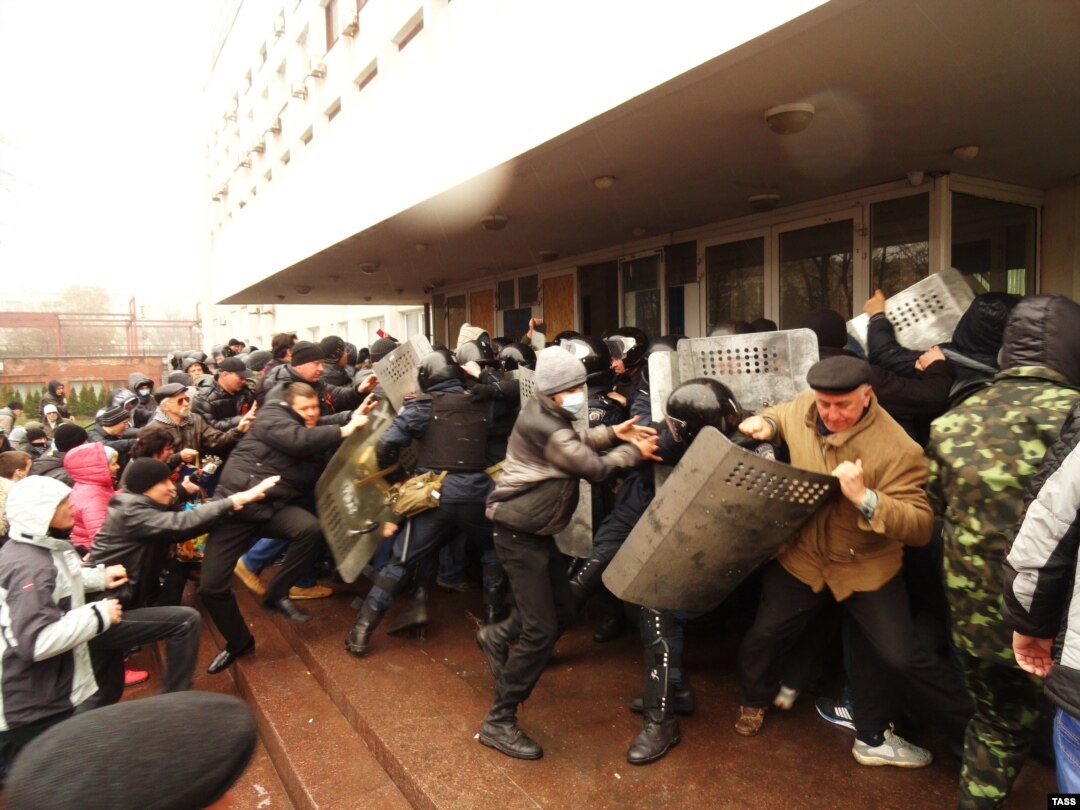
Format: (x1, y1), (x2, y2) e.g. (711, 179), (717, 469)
(148, 384), (254, 469)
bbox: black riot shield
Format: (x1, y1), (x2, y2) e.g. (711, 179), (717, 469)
(602, 426), (839, 612)
(315, 401), (399, 583)
(847, 267), (974, 352)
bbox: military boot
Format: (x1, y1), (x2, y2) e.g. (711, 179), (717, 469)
(627, 607), (682, 764)
(386, 586), (429, 635)
(478, 700), (543, 760)
(345, 600), (386, 656)
(567, 557), (606, 615)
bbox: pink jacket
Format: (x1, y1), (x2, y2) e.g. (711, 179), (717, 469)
(64, 443), (117, 550)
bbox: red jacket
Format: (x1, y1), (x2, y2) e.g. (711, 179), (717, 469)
(63, 443), (116, 550)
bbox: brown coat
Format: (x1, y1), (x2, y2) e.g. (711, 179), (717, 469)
(764, 389), (932, 600)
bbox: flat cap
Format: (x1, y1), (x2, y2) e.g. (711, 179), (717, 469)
(805, 355), (871, 394)
(153, 382), (187, 402)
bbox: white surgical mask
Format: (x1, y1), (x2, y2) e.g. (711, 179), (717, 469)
(560, 389), (586, 416)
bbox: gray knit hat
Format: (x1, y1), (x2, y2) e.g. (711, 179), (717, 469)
(535, 346), (587, 395)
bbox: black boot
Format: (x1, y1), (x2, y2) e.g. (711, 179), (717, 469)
(593, 610), (626, 643)
(567, 557), (606, 615)
(475, 614), (521, 682)
(386, 586), (429, 635)
(482, 564), (509, 625)
(627, 607), (682, 764)
(478, 700), (542, 760)
(345, 600), (386, 656)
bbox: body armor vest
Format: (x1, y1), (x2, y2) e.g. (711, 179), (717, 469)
(416, 392), (490, 472)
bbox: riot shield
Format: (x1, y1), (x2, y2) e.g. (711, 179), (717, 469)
(554, 410), (593, 558)
(847, 267), (974, 352)
(676, 329), (818, 414)
(510, 367), (536, 404)
(648, 350), (682, 425)
(373, 334), (433, 411)
(315, 401), (399, 583)
(602, 426), (838, 612)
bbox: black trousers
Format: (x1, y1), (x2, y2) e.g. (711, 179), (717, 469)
(738, 561), (972, 741)
(199, 505), (325, 652)
(491, 526), (576, 712)
(83, 605), (201, 710)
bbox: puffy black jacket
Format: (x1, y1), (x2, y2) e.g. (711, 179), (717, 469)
(256, 363), (362, 415)
(213, 394), (344, 521)
(193, 381), (256, 431)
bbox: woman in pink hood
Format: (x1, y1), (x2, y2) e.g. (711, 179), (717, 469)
(64, 442), (120, 552)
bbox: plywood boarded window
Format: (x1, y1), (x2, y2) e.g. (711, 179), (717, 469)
(469, 289), (495, 337)
(542, 274), (575, 338)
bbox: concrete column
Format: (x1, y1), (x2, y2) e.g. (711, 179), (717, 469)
(1041, 178), (1080, 299)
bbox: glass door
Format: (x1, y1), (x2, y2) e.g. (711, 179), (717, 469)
(775, 210), (864, 329)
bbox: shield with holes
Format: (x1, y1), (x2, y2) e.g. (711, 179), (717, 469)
(676, 329), (818, 414)
(373, 334), (433, 411)
(603, 426), (839, 611)
(510, 367), (536, 404)
(315, 400), (399, 583)
(847, 267), (974, 352)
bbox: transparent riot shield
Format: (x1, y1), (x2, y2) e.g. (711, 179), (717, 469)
(315, 401), (399, 583)
(603, 426), (838, 612)
(373, 334), (433, 412)
(648, 349), (682, 491)
(554, 410), (593, 558)
(676, 329), (818, 414)
(847, 267), (974, 352)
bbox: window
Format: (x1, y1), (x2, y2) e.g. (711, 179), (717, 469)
(496, 279), (515, 310)
(871, 194), (929, 297)
(395, 11), (424, 51)
(308, 326), (321, 342)
(355, 60), (378, 91)
(518, 274), (539, 306)
(706, 237), (764, 332)
(325, 0), (340, 51)
(281, 150), (290, 165)
(778, 220), (854, 329)
(665, 241), (698, 337)
(579, 260), (619, 338)
(325, 98), (341, 122)
(300, 127), (313, 145)
(258, 43), (267, 69)
(402, 309), (425, 339)
(952, 192), (1036, 295)
(364, 318), (384, 347)
(620, 253), (662, 338)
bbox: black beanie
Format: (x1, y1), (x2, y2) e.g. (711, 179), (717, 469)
(53, 423), (88, 453)
(26, 427), (48, 443)
(124, 458), (172, 494)
(290, 341), (324, 366)
(4, 692), (256, 810)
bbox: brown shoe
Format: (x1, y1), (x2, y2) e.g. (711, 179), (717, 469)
(289, 584), (333, 600)
(734, 706), (766, 737)
(234, 558), (266, 596)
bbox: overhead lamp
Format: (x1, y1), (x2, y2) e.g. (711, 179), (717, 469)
(764, 103), (815, 135)
(538, 250), (559, 262)
(748, 193), (780, 212)
(295, 285), (312, 295)
(593, 175), (616, 190)
(631, 226), (647, 237)
(358, 263), (380, 275)
(951, 144), (979, 161)
(480, 215), (508, 231)
(906, 171), (925, 186)
(414, 242), (429, 252)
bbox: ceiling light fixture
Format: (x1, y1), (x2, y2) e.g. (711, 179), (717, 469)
(480, 215), (508, 231)
(593, 175), (616, 190)
(538, 250), (559, 262)
(764, 102), (815, 135)
(748, 193), (780, 212)
(631, 226), (647, 237)
(295, 285), (312, 295)
(358, 263), (380, 275)
(951, 144), (979, 161)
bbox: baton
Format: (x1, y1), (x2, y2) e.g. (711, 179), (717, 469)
(399, 518), (413, 564)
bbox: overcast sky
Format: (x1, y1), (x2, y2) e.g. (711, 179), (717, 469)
(0, 0), (213, 314)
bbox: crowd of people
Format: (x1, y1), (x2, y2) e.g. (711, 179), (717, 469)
(1, 290), (1079, 807)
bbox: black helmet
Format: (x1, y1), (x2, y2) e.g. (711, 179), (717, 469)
(552, 330), (581, 345)
(491, 336), (514, 352)
(642, 335), (685, 385)
(561, 335), (614, 388)
(606, 326), (648, 369)
(498, 342), (537, 371)
(109, 388), (139, 413)
(664, 378), (743, 443)
(417, 349), (466, 392)
(456, 339), (496, 366)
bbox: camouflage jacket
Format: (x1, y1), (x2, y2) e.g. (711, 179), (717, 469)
(926, 365), (1080, 663)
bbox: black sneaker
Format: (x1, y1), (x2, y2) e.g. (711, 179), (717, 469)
(815, 697), (856, 732)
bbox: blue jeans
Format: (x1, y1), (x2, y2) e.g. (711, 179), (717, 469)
(241, 537), (316, 588)
(1055, 708), (1080, 793)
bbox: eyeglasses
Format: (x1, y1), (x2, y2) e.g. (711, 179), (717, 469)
(175, 397), (190, 404)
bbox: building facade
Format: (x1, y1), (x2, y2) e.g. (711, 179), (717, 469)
(202, 0), (1080, 345)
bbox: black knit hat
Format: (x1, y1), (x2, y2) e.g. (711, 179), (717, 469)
(124, 458), (172, 494)
(26, 427), (48, 444)
(53, 423), (88, 453)
(369, 337), (399, 362)
(290, 341), (324, 366)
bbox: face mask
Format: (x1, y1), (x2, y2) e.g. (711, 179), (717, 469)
(137, 387), (151, 397)
(560, 390), (586, 416)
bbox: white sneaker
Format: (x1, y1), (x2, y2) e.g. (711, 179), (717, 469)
(851, 730), (933, 768)
(773, 685), (800, 710)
